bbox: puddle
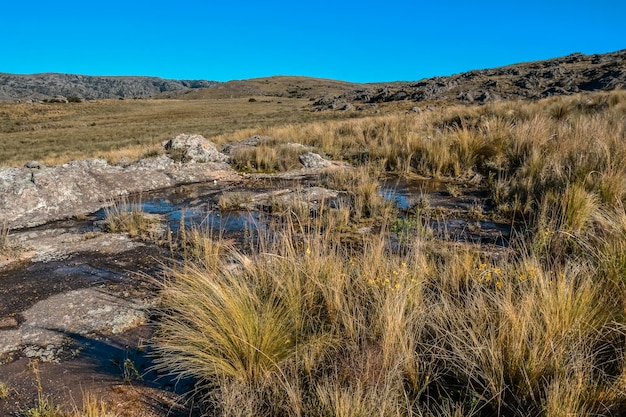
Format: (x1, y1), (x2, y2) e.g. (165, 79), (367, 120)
(381, 177), (510, 246)
(4, 176), (511, 320)
(95, 197), (263, 236)
(380, 177), (444, 209)
(51, 264), (121, 280)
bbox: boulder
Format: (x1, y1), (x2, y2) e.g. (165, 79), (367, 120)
(163, 133), (230, 163)
(299, 152), (331, 169)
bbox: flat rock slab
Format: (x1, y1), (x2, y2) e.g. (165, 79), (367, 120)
(0, 288), (150, 362)
(0, 223), (165, 363)
(0, 157), (239, 229)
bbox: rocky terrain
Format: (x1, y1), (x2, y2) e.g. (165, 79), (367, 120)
(0, 134), (345, 230)
(0, 73), (217, 102)
(0, 133), (352, 415)
(311, 50), (626, 110)
(2, 49), (624, 105)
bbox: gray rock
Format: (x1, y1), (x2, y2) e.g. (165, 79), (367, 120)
(458, 92), (474, 102)
(0, 155), (239, 229)
(44, 95), (69, 103)
(163, 133), (230, 163)
(221, 135), (270, 154)
(299, 152), (331, 169)
(0, 288), (150, 362)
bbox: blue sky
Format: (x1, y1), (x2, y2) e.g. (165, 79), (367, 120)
(1, 0), (624, 83)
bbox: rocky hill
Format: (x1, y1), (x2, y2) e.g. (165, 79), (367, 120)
(0, 73), (218, 102)
(1, 49), (624, 105)
(314, 49), (626, 109)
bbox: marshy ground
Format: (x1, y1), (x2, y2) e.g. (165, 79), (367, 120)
(1, 90), (626, 416)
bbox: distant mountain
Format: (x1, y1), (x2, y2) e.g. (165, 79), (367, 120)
(0, 73), (218, 101)
(159, 76), (362, 101)
(314, 49), (626, 109)
(1, 49), (624, 104)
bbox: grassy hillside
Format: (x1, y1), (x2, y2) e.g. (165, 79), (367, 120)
(162, 76), (364, 100)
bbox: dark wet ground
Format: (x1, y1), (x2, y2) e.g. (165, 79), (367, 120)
(380, 177), (511, 246)
(0, 175), (511, 416)
(0, 246), (163, 324)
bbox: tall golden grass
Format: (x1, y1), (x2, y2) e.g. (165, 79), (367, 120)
(148, 90), (626, 416)
(7, 90), (626, 415)
(155, 181), (626, 417)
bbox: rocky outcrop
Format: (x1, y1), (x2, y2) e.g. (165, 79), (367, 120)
(312, 96), (357, 111)
(0, 135), (239, 229)
(312, 49), (626, 109)
(0, 73), (218, 102)
(163, 133), (230, 163)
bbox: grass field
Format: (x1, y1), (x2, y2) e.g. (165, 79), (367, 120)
(0, 96), (401, 167)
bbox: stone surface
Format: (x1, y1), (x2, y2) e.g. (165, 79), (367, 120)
(0, 288), (150, 362)
(299, 152), (331, 169)
(221, 135), (270, 154)
(234, 186), (343, 212)
(163, 133), (230, 163)
(0, 150), (239, 229)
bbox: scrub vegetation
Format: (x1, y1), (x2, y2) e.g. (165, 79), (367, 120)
(3, 88), (626, 415)
(153, 90), (626, 416)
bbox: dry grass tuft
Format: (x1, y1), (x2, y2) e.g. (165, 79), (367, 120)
(102, 198), (161, 239)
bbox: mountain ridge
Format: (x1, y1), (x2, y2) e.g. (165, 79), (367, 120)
(0, 73), (218, 101)
(1, 49), (625, 103)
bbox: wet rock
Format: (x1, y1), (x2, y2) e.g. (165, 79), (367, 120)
(299, 152), (331, 169)
(163, 133), (230, 163)
(0, 288), (150, 362)
(0, 155), (238, 229)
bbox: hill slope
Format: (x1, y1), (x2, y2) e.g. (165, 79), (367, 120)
(0, 73), (217, 101)
(324, 49), (626, 107)
(1, 49), (624, 104)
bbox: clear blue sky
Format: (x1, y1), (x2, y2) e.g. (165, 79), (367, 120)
(1, 0), (624, 83)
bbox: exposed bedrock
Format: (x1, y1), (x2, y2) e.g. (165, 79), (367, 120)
(0, 134), (238, 229)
